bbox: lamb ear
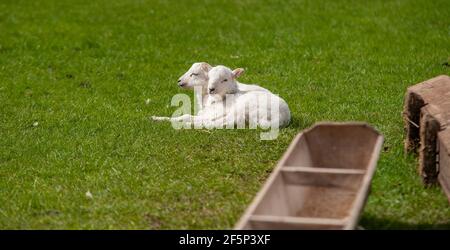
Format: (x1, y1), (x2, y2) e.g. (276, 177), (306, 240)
(200, 62), (212, 72)
(232, 68), (245, 78)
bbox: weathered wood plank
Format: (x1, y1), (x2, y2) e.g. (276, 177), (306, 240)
(438, 129), (450, 202)
(248, 215), (345, 230)
(403, 75), (450, 153)
(403, 75), (450, 185)
(282, 166), (366, 175)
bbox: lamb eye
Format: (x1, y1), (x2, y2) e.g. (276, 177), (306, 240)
(190, 73), (199, 77)
(223, 79), (228, 82)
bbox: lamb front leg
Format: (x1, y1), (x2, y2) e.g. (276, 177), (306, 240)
(151, 113), (227, 130)
(151, 116), (171, 121)
(150, 114), (194, 122)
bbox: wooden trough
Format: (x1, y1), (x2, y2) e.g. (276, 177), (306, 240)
(235, 122), (384, 230)
(403, 75), (450, 201)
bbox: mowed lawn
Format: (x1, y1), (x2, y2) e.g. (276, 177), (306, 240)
(1, 0), (450, 229)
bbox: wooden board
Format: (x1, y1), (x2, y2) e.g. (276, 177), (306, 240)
(404, 75), (450, 154)
(438, 129), (450, 202)
(234, 122), (384, 230)
(403, 75), (450, 185)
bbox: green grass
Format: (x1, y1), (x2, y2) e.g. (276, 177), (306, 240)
(1, 0), (450, 229)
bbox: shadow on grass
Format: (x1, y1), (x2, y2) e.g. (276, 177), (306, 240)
(288, 115), (311, 131)
(360, 214), (450, 229)
(287, 115), (361, 132)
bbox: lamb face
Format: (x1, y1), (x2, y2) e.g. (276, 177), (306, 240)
(177, 62), (211, 90)
(207, 66), (243, 98)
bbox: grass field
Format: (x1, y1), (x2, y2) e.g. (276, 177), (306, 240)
(1, 0), (450, 229)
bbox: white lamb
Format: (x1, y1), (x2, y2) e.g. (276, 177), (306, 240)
(175, 62), (270, 112)
(151, 62), (272, 124)
(204, 65), (291, 130)
(152, 65), (290, 134)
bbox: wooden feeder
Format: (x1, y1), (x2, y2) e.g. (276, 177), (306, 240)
(403, 75), (450, 201)
(235, 122), (384, 230)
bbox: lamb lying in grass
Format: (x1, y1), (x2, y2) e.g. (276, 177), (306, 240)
(151, 62), (272, 124)
(204, 65), (291, 129)
(152, 65), (291, 138)
(175, 62), (270, 112)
